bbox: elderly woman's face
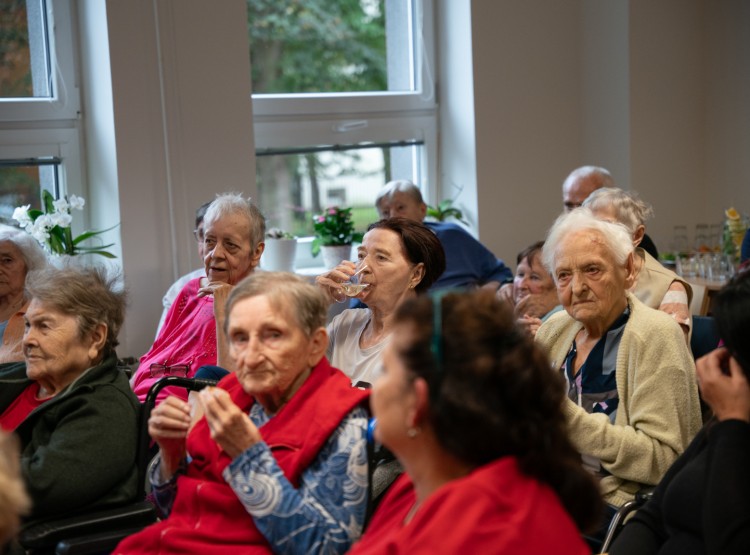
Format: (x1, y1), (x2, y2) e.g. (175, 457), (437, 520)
(513, 254), (554, 304)
(355, 228), (423, 308)
(0, 241), (28, 299)
(553, 230), (632, 329)
(227, 295), (322, 406)
(203, 215), (262, 285)
(23, 299), (101, 388)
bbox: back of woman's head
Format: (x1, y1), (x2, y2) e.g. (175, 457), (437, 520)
(366, 218), (445, 293)
(713, 270), (750, 376)
(394, 290), (603, 532)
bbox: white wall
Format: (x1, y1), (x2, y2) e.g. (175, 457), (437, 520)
(442, 0), (749, 269)
(79, 0), (256, 358)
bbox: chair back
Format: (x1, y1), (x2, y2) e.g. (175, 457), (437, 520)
(690, 315), (721, 360)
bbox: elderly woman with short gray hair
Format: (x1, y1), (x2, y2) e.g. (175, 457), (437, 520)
(583, 187), (692, 338)
(0, 225), (47, 364)
(0, 265), (139, 521)
(535, 208), (701, 544)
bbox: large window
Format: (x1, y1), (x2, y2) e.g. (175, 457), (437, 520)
(248, 0), (437, 263)
(0, 0), (83, 227)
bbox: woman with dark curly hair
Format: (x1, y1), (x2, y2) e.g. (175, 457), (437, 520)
(347, 289), (602, 554)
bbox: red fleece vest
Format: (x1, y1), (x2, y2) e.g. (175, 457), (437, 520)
(115, 359), (369, 555)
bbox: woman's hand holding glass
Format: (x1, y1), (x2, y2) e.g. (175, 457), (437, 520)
(198, 387), (262, 458)
(316, 259), (369, 303)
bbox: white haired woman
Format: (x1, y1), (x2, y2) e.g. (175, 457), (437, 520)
(535, 208), (702, 545)
(583, 187), (692, 339)
(0, 225), (47, 364)
(130, 193), (265, 403)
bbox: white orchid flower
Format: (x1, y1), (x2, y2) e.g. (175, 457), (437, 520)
(12, 205), (32, 226)
(31, 215), (53, 243)
(52, 198), (70, 213)
(50, 211), (73, 228)
(68, 195), (85, 210)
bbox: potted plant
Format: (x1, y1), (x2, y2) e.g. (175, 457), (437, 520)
(312, 206), (363, 269)
(426, 198), (469, 225)
(262, 228), (297, 272)
(12, 191), (117, 262)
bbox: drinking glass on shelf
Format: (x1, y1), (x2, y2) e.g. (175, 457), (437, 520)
(694, 223), (710, 253)
(671, 225), (689, 256)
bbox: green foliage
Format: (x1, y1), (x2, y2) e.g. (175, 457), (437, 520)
(426, 199), (468, 225)
(248, 0), (387, 94)
(311, 206), (364, 256)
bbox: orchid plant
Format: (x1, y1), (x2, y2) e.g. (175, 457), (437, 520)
(12, 190), (117, 258)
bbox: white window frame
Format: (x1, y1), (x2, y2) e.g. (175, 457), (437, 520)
(251, 0), (439, 207)
(0, 0), (85, 206)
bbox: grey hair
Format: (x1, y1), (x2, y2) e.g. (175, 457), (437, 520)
(0, 224), (48, 273)
(583, 187), (654, 235)
(542, 207), (634, 276)
(224, 271), (328, 338)
(564, 166), (615, 189)
(375, 179), (425, 209)
(25, 265), (127, 359)
(203, 192), (266, 251)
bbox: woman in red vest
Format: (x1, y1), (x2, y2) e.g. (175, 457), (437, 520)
(348, 290), (603, 555)
(116, 272), (369, 555)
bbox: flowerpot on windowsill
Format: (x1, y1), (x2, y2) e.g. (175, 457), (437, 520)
(321, 244), (353, 270)
(262, 238), (298, 272)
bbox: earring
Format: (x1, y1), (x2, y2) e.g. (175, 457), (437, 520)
(406, 427), (420, 438)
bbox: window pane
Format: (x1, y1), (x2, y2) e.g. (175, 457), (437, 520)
(0, 160), (57, 223)
(256, 143), (421, 237)
(248, 0), (415, 94)
(0, 0), (51, 98)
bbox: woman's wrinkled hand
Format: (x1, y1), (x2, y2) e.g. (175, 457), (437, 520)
(696, 347), (750, 423)
(315, 260), (356, 303)
(496, 283), (514, 307)
(514, 289), (558, 320)
(149, 395), (191, 478)
(517, 314), (544, 337)
(198, 387), (263, 458)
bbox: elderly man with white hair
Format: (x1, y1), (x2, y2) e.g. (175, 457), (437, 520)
(535, 208), (701, 543)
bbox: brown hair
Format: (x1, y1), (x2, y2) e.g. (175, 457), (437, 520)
(366, 218), (445, 294)
(394, 290), (603, 532)
(25, 265), (127, 359)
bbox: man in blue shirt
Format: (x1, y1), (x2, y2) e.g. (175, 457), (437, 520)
(376, 180), (511, 292)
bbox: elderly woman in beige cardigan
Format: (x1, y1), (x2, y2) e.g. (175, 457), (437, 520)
(535, 208), (701, 542)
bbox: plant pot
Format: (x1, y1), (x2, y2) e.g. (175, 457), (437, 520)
(262, 238), (298, 272)
(321, 244), (352, 269)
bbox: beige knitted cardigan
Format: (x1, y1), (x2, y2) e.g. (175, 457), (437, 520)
(536, 292), (702, 507)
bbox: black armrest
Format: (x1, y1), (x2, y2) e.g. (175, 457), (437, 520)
(19, 501), (157, 549)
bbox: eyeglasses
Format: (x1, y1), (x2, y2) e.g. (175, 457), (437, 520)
(149, 363), (190, 379)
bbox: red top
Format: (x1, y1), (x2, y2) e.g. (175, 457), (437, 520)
(348, 457), (590, 555)
(115, 358), (369, 555)
(0, 381), (47, 432)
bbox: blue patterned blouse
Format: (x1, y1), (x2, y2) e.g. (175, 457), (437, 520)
(151, 404), (369, 555)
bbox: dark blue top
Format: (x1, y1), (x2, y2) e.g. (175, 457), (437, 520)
(424, 221), (511, 289)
